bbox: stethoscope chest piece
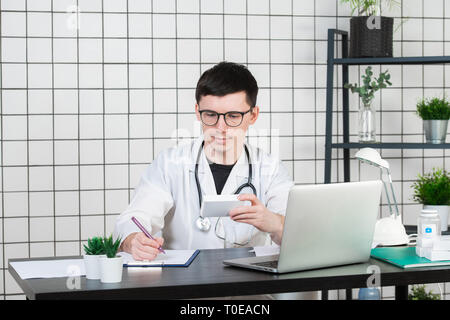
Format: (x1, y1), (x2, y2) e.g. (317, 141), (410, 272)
(196, 216), (211, 231)
(195, 141), (256, 233)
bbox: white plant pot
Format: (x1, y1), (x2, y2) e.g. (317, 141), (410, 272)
(424, 205), (449, 232)
(83, 254), (106, 280)
(100, 256), (123, 283)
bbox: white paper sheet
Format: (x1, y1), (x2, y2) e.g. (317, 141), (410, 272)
(10, 259), (85, 280)
(249, 245), (280, 257)
(119, 250), (198, 266)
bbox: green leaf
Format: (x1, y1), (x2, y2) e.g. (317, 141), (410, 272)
(416, 96), (450, 120)
(83, 237), (105, 255)
(344, 67), (392, 104)
(408, 285), (440, 300)
(411, 168), (450, 205)
(103, 235), (122, 258)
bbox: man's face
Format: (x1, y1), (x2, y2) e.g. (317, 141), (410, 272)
(195, 91), (259, 155)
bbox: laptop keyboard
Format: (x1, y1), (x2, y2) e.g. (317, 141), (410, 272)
(251, 260), (278, 269)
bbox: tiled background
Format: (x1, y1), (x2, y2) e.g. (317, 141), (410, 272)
(1, 0), (450, 299)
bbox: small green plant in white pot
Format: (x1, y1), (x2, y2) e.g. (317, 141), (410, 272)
(416, 96), (450, 144)
(412, 168), (450, 232)
(83, 237), (106, 280)
(99, 235), (123, 283)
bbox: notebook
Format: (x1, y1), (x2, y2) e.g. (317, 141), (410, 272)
(119, 249), (200, 267)
(370, 246), (450, 268)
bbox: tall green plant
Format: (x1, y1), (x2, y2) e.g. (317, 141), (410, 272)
(344, 66), (392, 106)
(411, 168), (450, 205)
(103, 235), (122, 258)
(416, 97), (450, 120)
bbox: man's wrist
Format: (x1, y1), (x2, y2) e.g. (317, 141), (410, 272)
(120, 232), (137, 252)
(269, 214), (284, 243)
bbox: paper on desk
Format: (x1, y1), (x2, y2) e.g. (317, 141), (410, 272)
(249, 245), (280, 257)
(10, 259), (85, 280)
(371, 242), (380, 249)
(119, 250), (197, 266)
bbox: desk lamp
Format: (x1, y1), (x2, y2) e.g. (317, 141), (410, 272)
(355, 148), (409, 246)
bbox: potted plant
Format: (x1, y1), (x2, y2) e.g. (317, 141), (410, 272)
(99, 235), (123, 283)
(83, 237), (106, 280)
(412, 168), (450, 232)
(341, 0), (400, 57)
(416, 96), (450, 144)
(408, 285), (440, 300)
(344, 66), (392, 142)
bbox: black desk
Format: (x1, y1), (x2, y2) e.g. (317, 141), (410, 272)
(8, 247), (450, 300)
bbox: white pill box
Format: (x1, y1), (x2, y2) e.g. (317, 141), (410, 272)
(200, 194), (248, 218)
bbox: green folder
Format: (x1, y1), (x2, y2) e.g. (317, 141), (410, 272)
(371, 246), (450, 269)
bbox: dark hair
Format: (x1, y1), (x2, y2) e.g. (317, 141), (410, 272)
(195, 61), (258, 108)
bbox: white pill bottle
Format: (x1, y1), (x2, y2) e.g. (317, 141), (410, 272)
(416, 209), (441, 257)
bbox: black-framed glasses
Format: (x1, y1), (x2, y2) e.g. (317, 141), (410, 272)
(198, 108), (252, 127)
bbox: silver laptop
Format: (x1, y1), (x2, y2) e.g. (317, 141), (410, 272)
(223, 180), (383, 273)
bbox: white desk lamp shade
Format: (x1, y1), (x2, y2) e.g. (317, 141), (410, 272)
(355, 148), (409, 246)
(355, 148), (390, 169)
(372, 215), (409, 246)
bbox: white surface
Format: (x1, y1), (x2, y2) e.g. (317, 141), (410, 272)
(119, 249), (197, 266)
(10, 259), (85, 280)
(99, 256), (123, 283)
(84, 254), (105, 280)
(433, 236), (450, 250)
(372, 215), (409, 246)
(251, 245), (280, 257)
(423, 248), (450, 261)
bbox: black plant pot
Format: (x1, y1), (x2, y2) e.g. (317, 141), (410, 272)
(349, 16), (394, 58)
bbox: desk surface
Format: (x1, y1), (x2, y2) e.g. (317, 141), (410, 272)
(9, 247), (450, 300)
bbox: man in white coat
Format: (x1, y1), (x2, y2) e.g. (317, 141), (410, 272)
(114, 62), (294, 262)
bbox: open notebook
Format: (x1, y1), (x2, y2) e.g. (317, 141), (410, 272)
(119, 249), (200, 267)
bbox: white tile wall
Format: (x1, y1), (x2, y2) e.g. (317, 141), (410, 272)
(0, 0), (449, 300)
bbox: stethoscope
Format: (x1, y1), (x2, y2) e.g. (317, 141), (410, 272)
(194, 141), (257, 232)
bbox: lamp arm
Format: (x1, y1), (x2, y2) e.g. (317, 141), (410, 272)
(380, 170), (394, 216)
(385, 168), (400, 218)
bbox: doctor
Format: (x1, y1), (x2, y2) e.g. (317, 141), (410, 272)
(114, 62), (294, 261)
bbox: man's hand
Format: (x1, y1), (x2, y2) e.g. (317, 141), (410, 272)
(120, 232), (164, 261)
(228, 194), (284, 244)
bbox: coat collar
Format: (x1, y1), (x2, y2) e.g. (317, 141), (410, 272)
(189, 136), (251, 195)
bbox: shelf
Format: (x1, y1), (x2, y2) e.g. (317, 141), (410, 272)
(332, 143), (450, 149)
(324, 28), (450, 183)
(333, 56), (450, 65)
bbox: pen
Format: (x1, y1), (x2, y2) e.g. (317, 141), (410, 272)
(131, 216), (166, 254)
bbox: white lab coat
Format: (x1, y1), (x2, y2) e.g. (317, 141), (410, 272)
(113, 135), (294, 250)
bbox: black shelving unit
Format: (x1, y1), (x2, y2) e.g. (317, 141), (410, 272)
(325, 28), (450, 184)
